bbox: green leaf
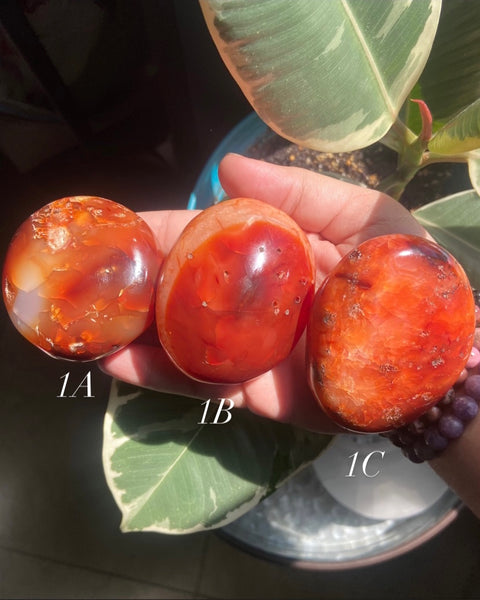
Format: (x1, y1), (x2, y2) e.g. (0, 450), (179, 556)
(400, 84), (423, 136)
(200, 0), (440, 151)
(103, 380), (331, 534)
(413, 189), (480, 289)
(417, 0), (480, 121)
(428, 99), (480, 155)
(468, 151), (480, 197)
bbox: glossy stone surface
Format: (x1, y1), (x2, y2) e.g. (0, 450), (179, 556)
(3, 196), (160, 361)
(156, 198), (315, 383)
(307, 234), (476, 433)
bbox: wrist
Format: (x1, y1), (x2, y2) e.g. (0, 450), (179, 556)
(429, 413), (480, 519)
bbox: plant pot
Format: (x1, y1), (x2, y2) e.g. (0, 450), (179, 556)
(188, 112), (462, 570)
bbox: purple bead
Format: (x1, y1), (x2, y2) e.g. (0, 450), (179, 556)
(465, 375), (480, 401)
(408, 419), (425, 435)
(440, 388), (455, 406)
(384, 430), (404, 447)
(452, 395), (479, 422)
(398, 428), (416, 445)
(438, 414), (464, 439)
(413, 439), (436, 461)
(474, 328), (480, 350)
(424, 426), (449, 451)
(402, 446), (424, 464)
(466, 347), (480, 369)
(425, 405), (442, 422)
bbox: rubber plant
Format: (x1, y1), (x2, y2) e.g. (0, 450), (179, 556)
(102, 0), (480, 534)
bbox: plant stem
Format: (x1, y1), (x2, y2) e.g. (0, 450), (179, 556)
(378, 152), (469, 200)
(378, 114), (445, 200)
(422, 152), (470, 166)
(377, 115), (469, 201)
(377, 169), (418, 200)
(379, 138), (424, 201)
(381, 120), (417, 154)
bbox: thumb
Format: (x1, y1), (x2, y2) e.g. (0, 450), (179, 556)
(218, 153), (427, 244)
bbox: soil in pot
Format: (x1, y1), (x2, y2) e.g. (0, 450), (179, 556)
(248, 131), (470, 211)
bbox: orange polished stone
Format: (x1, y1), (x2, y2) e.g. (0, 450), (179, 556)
(3, 196), (160, 361)
(307, 234), (476, 433)
(156, 198), (315, 383)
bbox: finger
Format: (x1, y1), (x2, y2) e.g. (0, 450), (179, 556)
(238, 340), (343, 433)
(99, 343), (220, 399)
(218, 153), (427, 245)
(99, 342), (341, 434)
(137, 210), (199, 255)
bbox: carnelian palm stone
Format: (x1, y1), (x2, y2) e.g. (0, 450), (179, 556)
(3, 196), (160, 361)
(156, 197), (315, 383)
(307, 234), (476, 433)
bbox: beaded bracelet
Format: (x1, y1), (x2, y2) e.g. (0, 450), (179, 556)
(382, 291), (480, 463)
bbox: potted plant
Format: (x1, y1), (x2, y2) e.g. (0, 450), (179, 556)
(102, 0), (480, 551)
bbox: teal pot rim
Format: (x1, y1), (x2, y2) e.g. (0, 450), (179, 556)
(188, 112), (267, 210)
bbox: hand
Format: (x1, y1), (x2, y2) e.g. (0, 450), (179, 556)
(99, 153), (428, 433)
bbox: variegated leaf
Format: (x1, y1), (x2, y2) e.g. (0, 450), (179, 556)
(200, 0), (440, 151)
(103, 380), (331, 534)
(417, 0), (480, 121)
(428, 99), (480, 155)
(468, 151), (480, 197)
(413, 189), (480, 289)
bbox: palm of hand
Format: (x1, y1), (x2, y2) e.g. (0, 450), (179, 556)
(100, 154), (428, 433)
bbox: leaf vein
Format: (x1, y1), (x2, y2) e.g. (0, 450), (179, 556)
(123, 424), (206, 523)
(341, 0), (395, 117)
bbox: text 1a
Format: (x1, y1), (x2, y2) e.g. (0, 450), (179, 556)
(57, 371), (94, 398)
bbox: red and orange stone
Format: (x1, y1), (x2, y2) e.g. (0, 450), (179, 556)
(307, 234), (476, 433)
(3, 196), (160, 361)
(156, 197), (315, 383)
